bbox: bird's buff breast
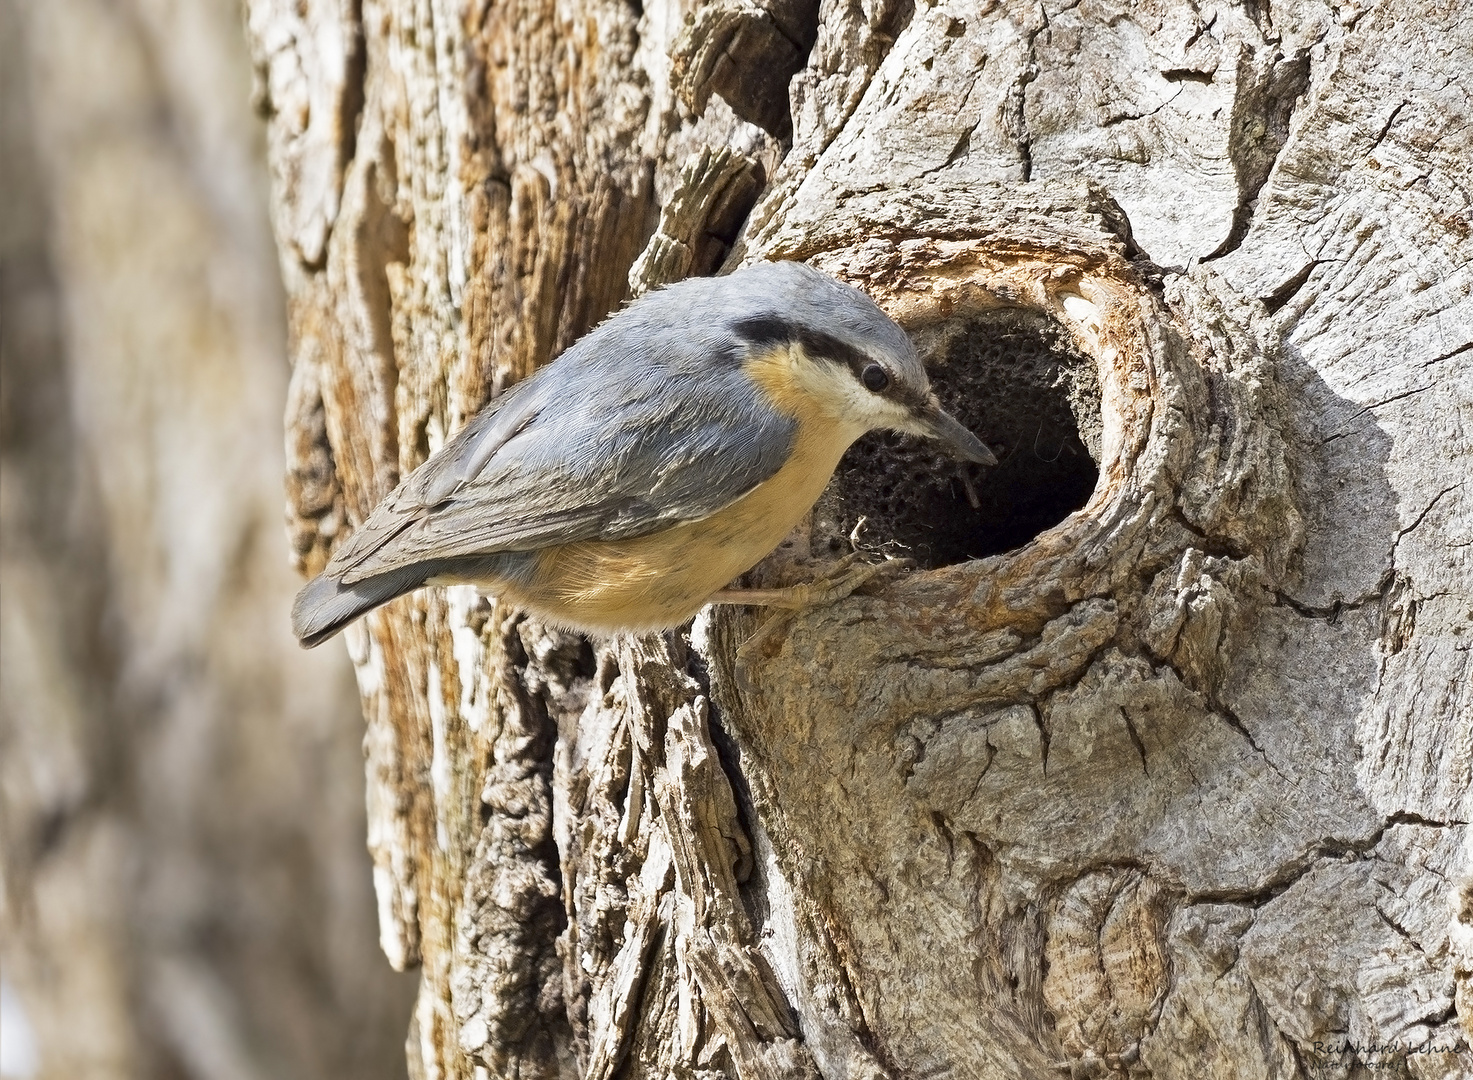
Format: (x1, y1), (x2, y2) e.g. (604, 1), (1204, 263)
(495, 419), (853, 633)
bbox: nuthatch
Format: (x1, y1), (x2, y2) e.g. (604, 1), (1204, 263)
(292, 261), (995, 647)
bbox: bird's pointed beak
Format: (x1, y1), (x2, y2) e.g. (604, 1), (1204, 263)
(915, 403), (998, 465)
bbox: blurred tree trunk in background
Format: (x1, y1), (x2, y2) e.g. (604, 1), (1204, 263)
(0, 0), (418, 1077)
(249, 0), (1471, 1077)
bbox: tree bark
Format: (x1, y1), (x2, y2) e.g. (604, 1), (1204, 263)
(247, 0), (1472, 1076)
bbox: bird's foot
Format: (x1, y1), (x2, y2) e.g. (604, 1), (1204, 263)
(708, 553), (912, 612)
(714, 555), (913, 669)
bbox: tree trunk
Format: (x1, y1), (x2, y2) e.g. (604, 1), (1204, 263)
(0, 0), (417, 1076)
(246, 0), (1472, 1076)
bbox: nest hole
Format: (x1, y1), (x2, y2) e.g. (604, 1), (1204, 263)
(816, 310), (1102, 569)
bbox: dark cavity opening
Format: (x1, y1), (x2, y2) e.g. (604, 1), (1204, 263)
(815, 310), (1102, 569)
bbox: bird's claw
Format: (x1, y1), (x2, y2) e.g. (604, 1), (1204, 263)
(772, 552), (913, 609)
(723, 555), (914, 672)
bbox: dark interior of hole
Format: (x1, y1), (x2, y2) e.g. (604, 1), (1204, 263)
(815, 310), (1102, 569)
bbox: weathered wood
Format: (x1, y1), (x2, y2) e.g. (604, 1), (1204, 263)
(248, 0), (1473, 1075)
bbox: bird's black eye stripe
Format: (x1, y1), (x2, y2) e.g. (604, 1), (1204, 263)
(861, 364), (889, 392)
(730, 315), (796, 349)
(731, 316), (882, 386)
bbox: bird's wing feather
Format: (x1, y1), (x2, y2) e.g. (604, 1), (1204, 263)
(332, 338), (796, 584)
(324, 374), (552, 577)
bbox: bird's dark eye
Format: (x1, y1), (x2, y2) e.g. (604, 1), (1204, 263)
(861, 364), (890, 392)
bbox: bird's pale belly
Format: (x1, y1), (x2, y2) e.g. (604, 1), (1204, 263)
(492, 421), (852, 633)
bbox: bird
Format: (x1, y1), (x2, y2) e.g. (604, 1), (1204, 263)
(292, 260), (996, 647)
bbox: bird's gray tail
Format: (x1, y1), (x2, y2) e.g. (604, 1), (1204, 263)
(292, 565), (430, 648)
(292, 553), (534, 648)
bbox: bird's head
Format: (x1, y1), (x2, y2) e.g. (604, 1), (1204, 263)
(728, 263), (998, 465)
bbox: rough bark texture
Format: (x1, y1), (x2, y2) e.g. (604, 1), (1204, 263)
(248, 0), (1472, 1076)
(0, 0), (417, 1076)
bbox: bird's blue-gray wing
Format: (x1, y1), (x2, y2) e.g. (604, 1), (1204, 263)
(322, 368), (553, 577)
(329, 342), (795, 585)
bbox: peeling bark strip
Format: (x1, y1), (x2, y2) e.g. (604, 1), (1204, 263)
(251, 0), (1473, 1075)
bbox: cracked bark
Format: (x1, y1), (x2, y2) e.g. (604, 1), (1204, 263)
(250, 0), (1472, 1076)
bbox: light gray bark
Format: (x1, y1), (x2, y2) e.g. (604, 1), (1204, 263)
(246, 0), (1472, 1076)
